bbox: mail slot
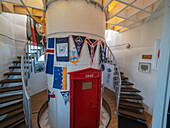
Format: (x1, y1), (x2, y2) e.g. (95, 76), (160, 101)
(68, 68), (102, 128)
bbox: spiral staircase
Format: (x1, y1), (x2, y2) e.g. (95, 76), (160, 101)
(0, 41), (45, 128)
(104, 46), (148, 128)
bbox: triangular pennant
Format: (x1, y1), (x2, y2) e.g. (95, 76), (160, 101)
(72, 35), (86, 58)
(86, 39), (99, 63)
(60, 91), (69, 105)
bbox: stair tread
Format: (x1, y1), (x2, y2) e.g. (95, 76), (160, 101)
(121, 76), (128, 80)
(4, 72), (21, 76)
(13, 60), (21, 63)
(120, 94), (143, 100)
(0, 101), (23, 116)
(9, 66), (21, 69)
(0, 85), (22, 93)
(121, 81), (134, 85)
(8, 119), (25, 128)
(14, 121), (27, 128)
(119, 104), (143, 112)
(121, 87), (141, 92)
(119, 108), (146, 121)
(119, 100), (144, 109)
(0, 111), (25, 128)
(0, 94), (23, 104)
(0, 79), (22, 84)
(17, 56), (34, 59)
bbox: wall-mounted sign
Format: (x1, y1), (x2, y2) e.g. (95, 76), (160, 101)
(142, 55), (152, 59)
(138, 62), (151, 73)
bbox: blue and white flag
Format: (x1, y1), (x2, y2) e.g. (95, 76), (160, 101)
(56, 37), (69, 62)
(71, 35), (86, 58)
(60, 91), (69, 105)
(45, 38), (54, 75)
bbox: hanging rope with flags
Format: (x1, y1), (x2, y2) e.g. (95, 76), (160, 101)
(86, 39), (99, 63)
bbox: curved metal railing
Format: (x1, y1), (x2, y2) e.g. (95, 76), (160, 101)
(105, 45), (122, 113)
(21, 40), (45, 128)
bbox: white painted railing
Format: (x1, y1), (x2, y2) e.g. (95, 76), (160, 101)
(105, 45), (122, 113)
(21, 40), (45, 127)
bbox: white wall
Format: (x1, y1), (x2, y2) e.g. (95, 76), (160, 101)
(0, 13), (16, 80)
(106, 15), (163, 114)
(28, 72), (47, 96)
(14, 14), (27, 56)
(0, 13), (26, 80)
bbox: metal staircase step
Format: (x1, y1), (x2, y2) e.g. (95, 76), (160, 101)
(121, 87), (141, 92)
(120, 94), (143, 100)
(120, 72), (124, 75)
(4, 72), (21, 76)
(119, 100), (144, 109)
(13, 60), (21, 64)
(119, 108), (146, 122)
(17, 56), (34, 59)
(121, 81), (134, 85)
(0, 85), (22, 93)
(8, 119), (26, 128)
(0, 79), (22, 84)
(119, 104), (143, 112)
(0, 101), (23, 116)
(0, 94), (23, 104)
(121, 76), (128, 80)
(9, 66), (21, 69)
(13, 120), (27, 128)
(0, 111), (25, 128)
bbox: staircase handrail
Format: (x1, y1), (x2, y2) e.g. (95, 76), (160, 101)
(21, 40), (45, 127)
(21, 41), (33, 128)
(106, 45), (122, 113)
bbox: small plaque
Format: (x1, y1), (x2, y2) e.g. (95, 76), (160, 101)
(142, 55), (152, 59)
(82, 82), (92, 90)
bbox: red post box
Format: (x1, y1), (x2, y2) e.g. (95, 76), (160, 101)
(68, 68), (102, 128)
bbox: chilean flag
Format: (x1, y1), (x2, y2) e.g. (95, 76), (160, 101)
(45, 38), (54, 75)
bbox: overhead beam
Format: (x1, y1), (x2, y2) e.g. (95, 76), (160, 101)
(115, 0), (152, 14)
(20, 0), (32, 17)
(108, 0), (136, 20)
(42, 0), (45, 10)
(1, 2), (14, 13)
(0, 3), (2, 12)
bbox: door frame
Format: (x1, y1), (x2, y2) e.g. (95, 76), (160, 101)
(68, 68), (101, 128)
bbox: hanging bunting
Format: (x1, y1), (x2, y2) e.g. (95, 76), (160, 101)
(56, 37), (69, 62)
(45, 38), (54, 75)
(100, 41), (106, 71)
(70, 51), (78, 64)
(86, 38), (99, 63)
(53, 66), (67, 90)
(71, 35), (86, 58)
(60, 91), (69, 105)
